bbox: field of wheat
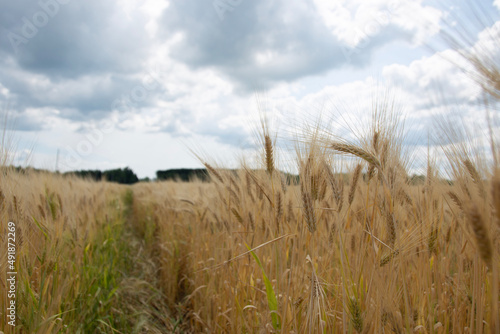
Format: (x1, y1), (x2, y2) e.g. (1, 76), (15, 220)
(131, 117), (500, 333)
(0, 170), (173, 333)
(1, 4), (500, 334)
(1, 114), (499, 333)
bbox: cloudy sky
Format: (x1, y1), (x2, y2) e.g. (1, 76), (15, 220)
(0, 0), (499, 178)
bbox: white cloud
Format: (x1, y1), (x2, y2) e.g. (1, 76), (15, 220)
(382, 50), (481, 107)
(0, 82), (9, 97)
(263, 19), (498, 153)
(313, 0), (442, 47)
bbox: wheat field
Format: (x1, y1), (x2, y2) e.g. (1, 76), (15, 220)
(1, 4), (500, 334)
(130, 120), (500, 333)
(1, 117), (499, 332)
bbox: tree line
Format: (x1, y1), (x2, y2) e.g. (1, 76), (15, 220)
(6, 166), (428, 185)
(68, 167), (140, 184)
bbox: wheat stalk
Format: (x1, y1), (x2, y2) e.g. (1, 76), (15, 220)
(348, 296), (363, 333)
(203, 162), (224, 183)
(348, 164), (362, 206)
(301, 190), (317, 233)
(231, 208), (244, 226)
(372, 131), (380, 154)
(492, 172), (500, 227)
(463, 159), (486, 197)
(447, 191), (464, 212)
(467, 204), (493, 268)
(264, 135), (274, 175)
(330, 142), (381, 168)
(385, 211), (397, 249)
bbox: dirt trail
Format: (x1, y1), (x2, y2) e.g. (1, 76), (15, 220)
(110, 189), (175, 333)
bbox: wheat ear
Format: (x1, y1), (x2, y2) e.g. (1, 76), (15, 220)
(330, 143), (381, 168)
(467, 204), (493, 268)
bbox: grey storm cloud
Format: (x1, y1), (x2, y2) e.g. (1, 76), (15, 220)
(0, 0), (150, 78)
(0, 106), (42, 131)
(0, 61), (170, 127)
(0, 0), (165, 126)
(160, 0), (415, 93)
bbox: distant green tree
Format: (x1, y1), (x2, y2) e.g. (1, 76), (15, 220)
(156, 168), (209, 182)
(68, 167), (138, 184)
(103, 167), (139, 184)
(69, 169), (102, 181)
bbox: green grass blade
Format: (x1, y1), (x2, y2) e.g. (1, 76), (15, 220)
(32, 216), (48, 239)
(246, 244), (280, 330)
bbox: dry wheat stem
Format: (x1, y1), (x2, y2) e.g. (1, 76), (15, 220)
(467, 204), (493, 268)
(203, 162), (224, 183)
(348, 164), (362, 206)
(330, 142), (381, 168)
(193, 234), (294, 273)
(264, 135), (274, 175)
(301, 189), (317, 233)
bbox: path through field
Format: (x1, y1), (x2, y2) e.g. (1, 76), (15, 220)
(98, 188), (187, 333)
